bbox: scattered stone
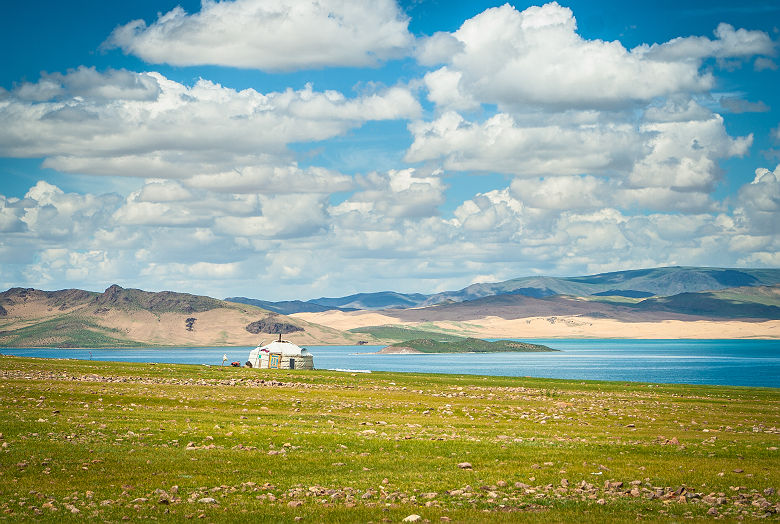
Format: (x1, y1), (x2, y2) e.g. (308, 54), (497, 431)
(457, 462), (472, 469)
(402, 515), (422, 522)
(197, 497), (217, 504)
(707, 507), (719, 516)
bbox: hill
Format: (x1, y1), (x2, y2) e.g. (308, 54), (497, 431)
(226, 291), (428, 313)
(0, 285), (373, 348)
(229, 267), (780, 314)
(379, 337), (555, 353)
(385, 285), (780, 323)
(423, 267), (780, 304)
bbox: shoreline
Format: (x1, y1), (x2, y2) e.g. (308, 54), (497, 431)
(1, 353), (778, 389)
(2, 332), (780, 351)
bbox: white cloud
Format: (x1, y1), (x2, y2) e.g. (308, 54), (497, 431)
(137, 180), (194, 202)
(415, 32), (464, 66)
(754, 57), (778, 71)
(719, 97), (770, 114)
(510, 175), (608, 211)
(406, 4), (762, 215)
(331, 168), (447, 220)
(106, 0), (413, 71)
(422, 67), (479, 112)
(628, 112), (752, 193)
(642, 23), (775, 62)
(452, 189), (524, 236)
(734, 165), (780, 235)
(1, 173), (777, 299)
(0, 196), (28, 233)
(0, 70), (420, 180)
(406, 111), (643, 176)
(214, 193), (329, 239)
(419, 2), (766, 111)
(186, 164), (352, 194)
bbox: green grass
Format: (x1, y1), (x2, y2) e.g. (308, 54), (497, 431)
(0, 356), (778, 522)
(349, 325), (466, 342)
(386, 338), (555, 353)
(0, 315), (140, 348)
(710, 289), (780, 307)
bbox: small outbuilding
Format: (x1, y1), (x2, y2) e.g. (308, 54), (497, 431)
(247, 334), (314, 370)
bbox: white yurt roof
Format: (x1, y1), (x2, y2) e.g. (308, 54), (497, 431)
(254, 340), (310, 357)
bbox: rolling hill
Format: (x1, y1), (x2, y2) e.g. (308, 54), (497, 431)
(383, 286), (780, 323)
(228, 267), (780, 314)
(0, 285), (374, 348)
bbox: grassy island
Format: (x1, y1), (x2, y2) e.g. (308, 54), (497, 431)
(1, 356), (778, 522)
(379, 337), (556, 353)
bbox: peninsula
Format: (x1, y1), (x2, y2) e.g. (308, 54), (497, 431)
(377, 337), (555, 354)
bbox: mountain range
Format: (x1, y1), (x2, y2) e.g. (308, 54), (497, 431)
(227, 266), (780, 314)
(2, 267), (778, 348)
(0, 285), (371, 348)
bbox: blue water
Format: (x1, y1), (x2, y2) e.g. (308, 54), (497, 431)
(2, 339), (778, 388)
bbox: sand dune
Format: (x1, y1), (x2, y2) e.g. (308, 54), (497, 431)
(291, 310), (779, 339)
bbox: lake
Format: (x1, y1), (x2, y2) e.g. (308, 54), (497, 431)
(2, 339), (778, 388)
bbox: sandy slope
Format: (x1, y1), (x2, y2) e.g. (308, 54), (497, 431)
(0, 297), (369, 347)
(291, 310), (780, 339)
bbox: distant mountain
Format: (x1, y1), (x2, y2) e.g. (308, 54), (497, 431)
(633, 285), (780, 319)
(229, 267), (780, 314)
(424, 267), (780, 304)
(0, 285), (371, 348)
(225, 297), (354, 314)
(385, 285), (780, 323)
(226, 291), (428, 313)
(310, 291), (429, 310)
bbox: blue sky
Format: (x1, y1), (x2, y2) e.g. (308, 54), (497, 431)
(0, 0), (778, 300)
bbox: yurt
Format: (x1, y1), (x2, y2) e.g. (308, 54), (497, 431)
(247, 335), (314, 370)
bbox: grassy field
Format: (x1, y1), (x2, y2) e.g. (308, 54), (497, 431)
(1, 356), (778, 522)
(349, 326), (467, 342)
(383, 338), (554, 353)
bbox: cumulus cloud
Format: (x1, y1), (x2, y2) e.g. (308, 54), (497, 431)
(642, 23), (775, 63)
(452, 189), (524, 237)
(754, 57), (778, 71)
(214, 193), (329, 239)
(406, 111), (644, 176)
(628, 111), (752, 194)
(407, 3), (767, 206)
(106, 0), (413, 71)
(331, 168), (447, 221)
(12, 66), (161, 103)
(416, 2), (771, 111)
(719, 97), (770, 113)
(0, 69), (420, 181)
(415, 32), (464, 66)
(1, 2), (777, 297)
(510, 175), (609, 211)
(186, 164), (352, 194)
(1, 172), (777, 299)
(735, 165), (780, 235)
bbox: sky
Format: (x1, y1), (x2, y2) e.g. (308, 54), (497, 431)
(0, 0), (778, 300)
